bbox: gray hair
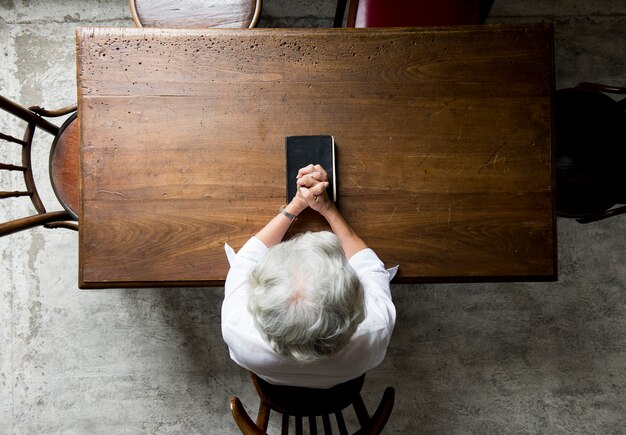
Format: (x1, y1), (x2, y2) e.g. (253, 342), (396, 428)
(248, 231), (365, 363)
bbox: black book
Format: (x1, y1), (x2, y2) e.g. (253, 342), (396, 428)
(285, 135), (336, 203)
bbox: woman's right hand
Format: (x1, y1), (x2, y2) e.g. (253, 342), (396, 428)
(296, 164), (333, 214)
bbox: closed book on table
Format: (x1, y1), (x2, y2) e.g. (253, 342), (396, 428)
(285, 135), (336, 203)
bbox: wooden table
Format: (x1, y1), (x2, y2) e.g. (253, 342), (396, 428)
(76, 25), (556, 288)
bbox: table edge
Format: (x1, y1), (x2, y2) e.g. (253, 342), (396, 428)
(76, 22), (553, 40)
(78, 271), (558, 289)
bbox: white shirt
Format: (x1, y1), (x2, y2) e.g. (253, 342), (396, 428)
(221, 236), (396, 388)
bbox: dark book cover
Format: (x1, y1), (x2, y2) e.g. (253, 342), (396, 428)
(285, 135), (336, 203)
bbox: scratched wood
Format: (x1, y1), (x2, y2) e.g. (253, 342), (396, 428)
(76, 25), (556, 288)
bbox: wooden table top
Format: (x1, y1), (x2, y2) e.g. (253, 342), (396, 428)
(76, 25), (556, 288)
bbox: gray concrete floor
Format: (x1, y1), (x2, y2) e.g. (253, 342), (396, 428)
(1, 0), (625, 433)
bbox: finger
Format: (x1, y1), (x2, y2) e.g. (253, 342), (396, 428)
(310, 170), (329, 182)
(298, 186), (316, 204)
(312, 164), (328, 181)
(309, 181), (329, 197)
(297, 172), (322, 188)
(296, 164), (316, 179)
(296, 177), (309, 188)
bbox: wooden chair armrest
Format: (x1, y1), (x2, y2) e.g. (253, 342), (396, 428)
(576, 82), (626, 94)
(44, 221), (78, 231)
(354, 387), (395, 435)
(0, 211), (73, 237)
(28, 104), (77, 117)
(229, 397), (267, 435)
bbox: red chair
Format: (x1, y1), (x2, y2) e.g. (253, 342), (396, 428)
(334, 0), (494, 28)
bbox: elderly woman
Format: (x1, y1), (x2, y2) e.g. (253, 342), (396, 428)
(221, 164), (396, 388)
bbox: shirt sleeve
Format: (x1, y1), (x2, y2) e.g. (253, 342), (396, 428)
(348, 248), (396, 339)
(222, 237), (269, 359)
(224, 236), (269, 300)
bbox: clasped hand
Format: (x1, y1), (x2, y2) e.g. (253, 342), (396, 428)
(294, 164), (332, 213)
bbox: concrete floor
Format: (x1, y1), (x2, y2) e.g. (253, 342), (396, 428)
(1, 0), (625, 433)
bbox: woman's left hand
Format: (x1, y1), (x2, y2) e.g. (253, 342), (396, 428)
(295, 164), (331, 212)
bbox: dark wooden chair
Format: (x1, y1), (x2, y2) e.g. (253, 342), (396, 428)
(334, 0), (494, 28)
(555, 82), (626, 223)
(229, 373), (395, 435)
(0, 95), (78, 237)
(129, 0), (262, 28)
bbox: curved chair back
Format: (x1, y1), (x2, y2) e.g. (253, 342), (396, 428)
(230, 373), (395, 434)
(130, 0), (262, 28)
(555, 82), (626, 223)
(0, 95), (78, 237)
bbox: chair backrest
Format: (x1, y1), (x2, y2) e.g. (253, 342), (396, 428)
(335, 0), (492, 28)
(130, 0), (263, 28)
(555, 82), (626, 223)
(229, 373), (395, 435)
(0, 95), (78, 237)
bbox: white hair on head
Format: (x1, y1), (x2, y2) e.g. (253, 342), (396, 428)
(248, 231), (365, 363)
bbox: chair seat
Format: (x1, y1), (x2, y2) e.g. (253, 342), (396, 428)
(50, 112), (79, 219)
(253, 374), (366, 417)
(131, 0), (261, 28)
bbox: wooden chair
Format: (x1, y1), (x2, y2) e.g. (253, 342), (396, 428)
(0, 95), (78, 237)
(129, 0), (262, 28)
(555, 82), (626, 223)
(229, 373), (395, 435)
(334, 0), (494, 28)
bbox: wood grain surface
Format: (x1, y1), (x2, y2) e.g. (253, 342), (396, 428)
(76, 25), (556, 288)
